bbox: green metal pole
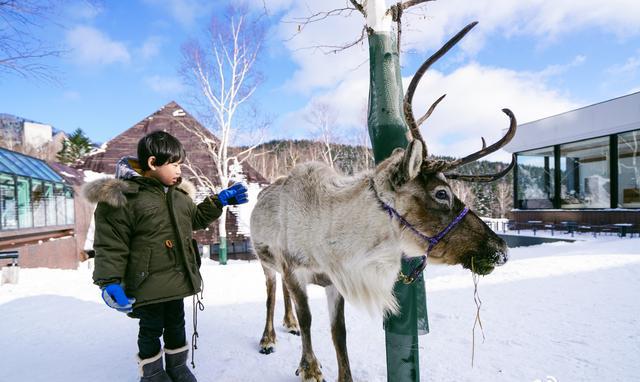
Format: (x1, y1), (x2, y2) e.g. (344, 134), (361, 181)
(219, 236), (227, 265)
(367, 31), (429, 382)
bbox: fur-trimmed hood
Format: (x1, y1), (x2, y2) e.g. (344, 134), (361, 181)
(82, 156), (196, 207)
(82, 177), (197, 207)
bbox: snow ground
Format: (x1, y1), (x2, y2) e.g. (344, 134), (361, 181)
(1, 236), (639, 382)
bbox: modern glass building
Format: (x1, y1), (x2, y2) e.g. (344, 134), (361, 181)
(0, 147), (75, 231)
(505, 91), (640, 226)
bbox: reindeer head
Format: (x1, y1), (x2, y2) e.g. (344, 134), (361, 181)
(371, 21), (516, 276)
(372, 111), (515, 275)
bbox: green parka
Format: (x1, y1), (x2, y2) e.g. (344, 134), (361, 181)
(84, 175), (222, 308)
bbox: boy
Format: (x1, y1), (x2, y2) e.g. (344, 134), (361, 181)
(83, 131), (248, 382)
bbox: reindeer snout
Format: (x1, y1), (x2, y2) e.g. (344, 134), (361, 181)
(495, 250), (508, 266)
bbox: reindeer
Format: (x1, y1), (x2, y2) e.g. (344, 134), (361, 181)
(250, 23), (516, 382)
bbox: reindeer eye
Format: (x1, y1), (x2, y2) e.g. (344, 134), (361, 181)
(435, 190), (449, 200)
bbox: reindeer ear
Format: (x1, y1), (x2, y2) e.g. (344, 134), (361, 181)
(386, 140), (424, 188)
(402, 140), (423, 181)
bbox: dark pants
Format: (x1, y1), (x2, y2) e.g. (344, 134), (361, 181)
(132, 299), (187, 359)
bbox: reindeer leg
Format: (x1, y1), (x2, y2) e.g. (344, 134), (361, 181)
(259, 264), (277, 354)
(284, 272), (325, 382)
(282, 281), (300, 336)
(326, 285), (353, 382)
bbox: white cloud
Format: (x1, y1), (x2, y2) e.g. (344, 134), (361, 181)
(145, 75), (186, 95)
(607, 53), (640, 76)
(143, 0), (211, 28)
(264, 0), (640, 160)
(406, 63), (579, 161)
(65, 2), (102, 20)
(275, 0), (640, 96)
(66, 26), (130, 66)
(275, 61), (578, 162)
(140, 36), (164, 60)
(601, 51), (640, 96)
(401, 0), (640, 56)
(278, 5), (369, 92)
(536, 55), (586, 78)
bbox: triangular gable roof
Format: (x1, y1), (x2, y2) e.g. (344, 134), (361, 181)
(81, 101), (267, 185)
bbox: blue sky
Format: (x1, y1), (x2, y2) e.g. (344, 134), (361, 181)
(1, 0), (639, 161)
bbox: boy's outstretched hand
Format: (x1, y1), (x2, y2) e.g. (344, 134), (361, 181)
(101, 283), (135, 313)
(218, 183), (249, 206)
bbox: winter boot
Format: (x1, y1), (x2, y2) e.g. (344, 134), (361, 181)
(165, 344), (197, 382)
(138, 351), (172, 382)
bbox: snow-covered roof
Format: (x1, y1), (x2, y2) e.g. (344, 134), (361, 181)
(504, 91), (640, 153)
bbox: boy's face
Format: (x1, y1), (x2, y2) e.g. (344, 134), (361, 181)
(146, 157), (182, 186)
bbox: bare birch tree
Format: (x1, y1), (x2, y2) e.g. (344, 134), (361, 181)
(0, 0), (62, 80)
(0, 0), (101, 81)
(305, 101), (338, 168)
(285, 140), (301, 170)
(181, 5), (265, 258)
(495, 179), (512, 218)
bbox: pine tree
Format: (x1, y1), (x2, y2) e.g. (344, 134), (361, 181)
(56, 128), (93, 165)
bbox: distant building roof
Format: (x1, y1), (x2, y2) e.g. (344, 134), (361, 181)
(504, 91), (640, 153)
(47, 161), (85, 186)
(0, 113), (45, 126)
(0, 147), (63, 182)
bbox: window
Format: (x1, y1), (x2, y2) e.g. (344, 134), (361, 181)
(44, 182), (56, 226)
(65, 187), (75, 224)
(55, 183), (65, 225)
(17, 176), (32, 228)
(559, 137), (610, 208)
(618, 130), (640, 208)
(516, 146), (555, 209)
(32, 180), (45, 227)
(0, 173), (17, 229)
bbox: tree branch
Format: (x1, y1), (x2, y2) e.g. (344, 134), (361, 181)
(291, 26), (367, 55)
(348, 0), (366, 16)
(400, 0), (437, 12)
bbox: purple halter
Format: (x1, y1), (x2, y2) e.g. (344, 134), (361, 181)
(373, 185), (470, 284)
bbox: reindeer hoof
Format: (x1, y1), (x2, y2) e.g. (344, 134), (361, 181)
(295, 360), (324, 382)
(259, 345), (275, 354)
(283, 321), (300, 336)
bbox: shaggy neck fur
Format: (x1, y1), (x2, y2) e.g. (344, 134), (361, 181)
(293, 163), (409, 317)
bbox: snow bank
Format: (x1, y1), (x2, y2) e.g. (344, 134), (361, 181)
(0, 237), (638, 381)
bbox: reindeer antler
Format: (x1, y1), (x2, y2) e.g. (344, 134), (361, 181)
(441, 108), (517, 183)
(403, 21), (479, 159)
(445, 109), (516, 170)
(402, 21), (517, 182)
(446, 154), (516, 182)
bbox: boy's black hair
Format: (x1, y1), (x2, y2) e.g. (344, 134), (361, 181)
(137, 131), (186, 171)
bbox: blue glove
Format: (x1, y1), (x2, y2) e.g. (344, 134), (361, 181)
(217, 183), (249, 206)
(101, 283), (135, 313)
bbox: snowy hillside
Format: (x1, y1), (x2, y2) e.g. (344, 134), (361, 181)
(1, 236), (638, 382)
